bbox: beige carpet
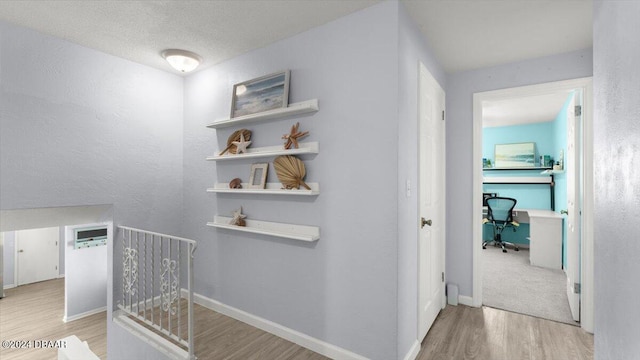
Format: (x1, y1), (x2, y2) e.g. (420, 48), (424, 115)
(482, 245), (577, 325)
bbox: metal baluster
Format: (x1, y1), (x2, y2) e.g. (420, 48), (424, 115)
(151, 234), (155, 326)
(128, 229), (132, 312)
(143, 232), (146, 321)
(188, 243), (195, 360)
(122, 229), (126, 310)
(168, 237), (172, 337)
(159, 236), (163, 332)
(177, 241), (182, 341)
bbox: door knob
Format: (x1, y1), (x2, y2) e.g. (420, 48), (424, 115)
(561, 209), (568, 215)
(18, 249), (24, 253)
(421, 217), (432, 228)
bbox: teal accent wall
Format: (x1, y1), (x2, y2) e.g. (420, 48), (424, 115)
(483, 122), (555, 164)
(483, 223), (530, 246)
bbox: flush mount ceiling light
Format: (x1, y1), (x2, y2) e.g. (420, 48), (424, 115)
(161, 49), (201, 73)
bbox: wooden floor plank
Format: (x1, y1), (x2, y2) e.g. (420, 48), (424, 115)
(417, 305), (593, 360)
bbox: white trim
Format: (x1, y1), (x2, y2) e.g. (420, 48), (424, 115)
(402, 340), (421, 360)
(63, 306), (106, 323)
(458, 295), (474, 307)
(3, 284), (16, 290)
(181, 289), (368, 360)
(58, 274), (65, 279)
(113, 310), (189, 360)
(472, 77), (594, 331)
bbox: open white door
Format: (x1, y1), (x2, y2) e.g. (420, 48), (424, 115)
(418, 62), (446, 341)
(16, 227), (59, 286)
(565, 91), (581, 322)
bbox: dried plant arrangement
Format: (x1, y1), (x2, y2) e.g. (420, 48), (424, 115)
(219, 129), (252, 155)
(229, 207), (247, 226)
(282, 122), (309, 149)
(274, 155), (311, 190)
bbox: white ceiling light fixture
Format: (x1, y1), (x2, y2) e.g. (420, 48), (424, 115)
(161, 49), (201, 73)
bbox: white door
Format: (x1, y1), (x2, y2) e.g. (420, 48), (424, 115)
(565, 91), (581, 322)
(418, 62), (446, 341)
(16, 227), (59, 285)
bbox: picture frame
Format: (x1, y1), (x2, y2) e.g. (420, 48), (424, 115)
(248, 163), (269, 189)
(494, 142), (536, 168)
(230, 70), (290, 118)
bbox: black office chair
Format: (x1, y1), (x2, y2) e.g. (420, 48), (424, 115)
(483, 197), (520, 253)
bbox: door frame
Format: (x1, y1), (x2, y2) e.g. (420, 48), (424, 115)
(471, 77), (594, 332)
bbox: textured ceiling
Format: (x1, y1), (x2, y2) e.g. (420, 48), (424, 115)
(403, 0), (593, 73)
(0, 0), (380, 75)
(0, 1), (592, 76)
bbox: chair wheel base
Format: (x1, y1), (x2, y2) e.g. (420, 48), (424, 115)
(502, 249), (507, 253)
(514, 248), (519, 251)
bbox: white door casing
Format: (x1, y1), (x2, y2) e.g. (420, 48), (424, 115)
(472, 77), (594, 333)
(418, 62), (446, 341)
(566, 91), (581, 322)
(16, 227), (59, 286)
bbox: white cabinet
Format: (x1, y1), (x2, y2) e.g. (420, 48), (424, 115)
(529, 214), (563, 269)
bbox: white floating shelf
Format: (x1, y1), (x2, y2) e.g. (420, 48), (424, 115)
(206, 99), (319, 129)
(540, 169), (565, 175)
(206, 142), (319, 161)
(207, 182), (319, 196)
(483, 176), (552, 184)
(208, 216), (320, 242)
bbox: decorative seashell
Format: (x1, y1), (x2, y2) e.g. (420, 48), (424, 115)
(235, 218), (246, 227)
(229, 178), (242, 189)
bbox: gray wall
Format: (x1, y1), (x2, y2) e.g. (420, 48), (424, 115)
(182, 3), (401, 358)
(593, 1), (640, 358)
(0, 21), (184, 360)
(396, 2), (446, 358)
(445, 49), (593, 297)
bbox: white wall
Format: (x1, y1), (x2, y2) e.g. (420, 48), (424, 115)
(0, 20), (184, 360)
(64, 223), (109, 321)
(445, 49), (593, 297)
(396, 3), (446, 358)
(593, 1), (640, 358)
(183, 2), (403, 358)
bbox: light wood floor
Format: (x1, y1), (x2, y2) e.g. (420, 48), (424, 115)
(0, 278), (107, 360)
(1, 279), (594, 360)
(417, 304), (594, 360)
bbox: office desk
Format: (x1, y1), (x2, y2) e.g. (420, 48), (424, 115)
(484, 208), (563, 269)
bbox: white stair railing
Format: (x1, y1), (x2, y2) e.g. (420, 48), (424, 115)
(117, 226), (197, 360)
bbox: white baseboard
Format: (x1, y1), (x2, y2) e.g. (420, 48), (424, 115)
(63, 306), (107, 323)
(458, 295), (474, 307)
(3, 284), (16, 290)
(402, 340), (421, 360)
(58, 274), (65, 279)
(182, 289), (368, 360)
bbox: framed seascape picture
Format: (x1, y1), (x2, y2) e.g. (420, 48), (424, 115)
(494, 142), (535, 168)
(230, 70), (290, 118)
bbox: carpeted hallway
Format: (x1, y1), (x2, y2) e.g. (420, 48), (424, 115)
(482, 245), (577, 325)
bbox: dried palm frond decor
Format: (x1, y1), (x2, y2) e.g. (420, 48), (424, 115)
(282, 122), (309, 149)
(274, 155), (311, 190)
(219, 129), (252, 155)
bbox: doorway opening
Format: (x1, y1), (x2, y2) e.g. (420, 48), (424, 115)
(472, 78), (594, 333)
